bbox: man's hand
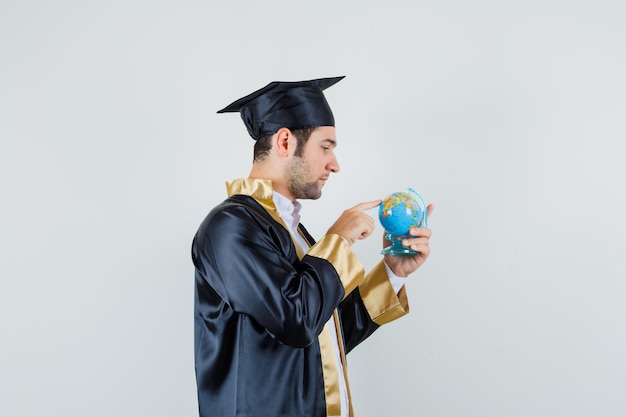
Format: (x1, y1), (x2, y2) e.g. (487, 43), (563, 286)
(327, 200), (382, 246)
(384, 203), (434, 277)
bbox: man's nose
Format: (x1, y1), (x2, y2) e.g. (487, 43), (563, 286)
(327, 156), (340, 173)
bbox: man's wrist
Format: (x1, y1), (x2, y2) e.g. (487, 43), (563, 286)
(384, 261), (407, 294)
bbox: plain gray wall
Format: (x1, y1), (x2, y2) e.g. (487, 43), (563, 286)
(1, 0), (625, 416)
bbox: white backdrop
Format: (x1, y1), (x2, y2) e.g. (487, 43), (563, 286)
(1, 1), (625, 416)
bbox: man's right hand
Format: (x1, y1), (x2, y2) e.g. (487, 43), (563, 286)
(326, 200), (382, 246)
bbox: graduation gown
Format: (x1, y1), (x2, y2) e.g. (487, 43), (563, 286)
(192, 178), (410, 417)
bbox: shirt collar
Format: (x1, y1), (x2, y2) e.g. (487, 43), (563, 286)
(273, 191), (302, 231)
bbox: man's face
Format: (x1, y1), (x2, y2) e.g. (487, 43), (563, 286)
(286, 126), (340, 200)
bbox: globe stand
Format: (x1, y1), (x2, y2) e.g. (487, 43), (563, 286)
(381, 233), (419, 256)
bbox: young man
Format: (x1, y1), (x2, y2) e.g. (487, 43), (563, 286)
(192, 76), (433, 417)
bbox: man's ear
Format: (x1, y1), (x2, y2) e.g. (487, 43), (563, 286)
(274, 128), (293, 157)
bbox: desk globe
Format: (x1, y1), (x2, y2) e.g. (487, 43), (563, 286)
(379, 188), (428, 256)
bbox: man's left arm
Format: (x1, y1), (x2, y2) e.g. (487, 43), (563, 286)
(339, 208), (433, 353)
(338, 260), (410, 354)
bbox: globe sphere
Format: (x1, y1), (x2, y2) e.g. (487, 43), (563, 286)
(378, 189), (426, 237)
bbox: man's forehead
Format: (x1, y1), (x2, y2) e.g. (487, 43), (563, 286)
(311, 126), (337, 143)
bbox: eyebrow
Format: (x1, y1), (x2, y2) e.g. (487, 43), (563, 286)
(322, 138), (337, 147)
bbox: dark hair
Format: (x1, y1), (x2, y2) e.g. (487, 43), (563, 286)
(253, 127), (317, 162)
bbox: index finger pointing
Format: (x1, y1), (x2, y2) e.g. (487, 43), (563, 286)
(353, 200), (383, 212)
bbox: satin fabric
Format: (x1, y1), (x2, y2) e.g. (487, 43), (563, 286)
(217, 77), (344, 140)
(192, 179), (408, 416)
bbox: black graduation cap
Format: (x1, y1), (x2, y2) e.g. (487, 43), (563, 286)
(217, 76), (345, 140)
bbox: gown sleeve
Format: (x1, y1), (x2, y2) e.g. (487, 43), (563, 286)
(339, 260), (411, 354)
(297, 218), (411, 354)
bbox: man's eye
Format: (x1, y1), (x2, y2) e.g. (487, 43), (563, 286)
(322, 146), (329, 151)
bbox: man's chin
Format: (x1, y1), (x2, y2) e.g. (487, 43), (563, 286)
(301, 190), (322, 200)
(297, 184), (323, 200)
(289, 177), (325, 199)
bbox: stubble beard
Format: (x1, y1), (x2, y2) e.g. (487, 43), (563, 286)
(286, 156), (323, 200)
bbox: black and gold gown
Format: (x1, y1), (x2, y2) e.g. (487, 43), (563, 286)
(192, 178), (409, 417)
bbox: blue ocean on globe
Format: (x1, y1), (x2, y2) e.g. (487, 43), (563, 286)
(378, 190), (426, 237)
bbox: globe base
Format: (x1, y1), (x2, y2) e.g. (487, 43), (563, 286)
(381, 234), (419, 257)
(381, 245), (418, 256)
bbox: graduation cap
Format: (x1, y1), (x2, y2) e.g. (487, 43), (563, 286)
(217, 76), (345, 140)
